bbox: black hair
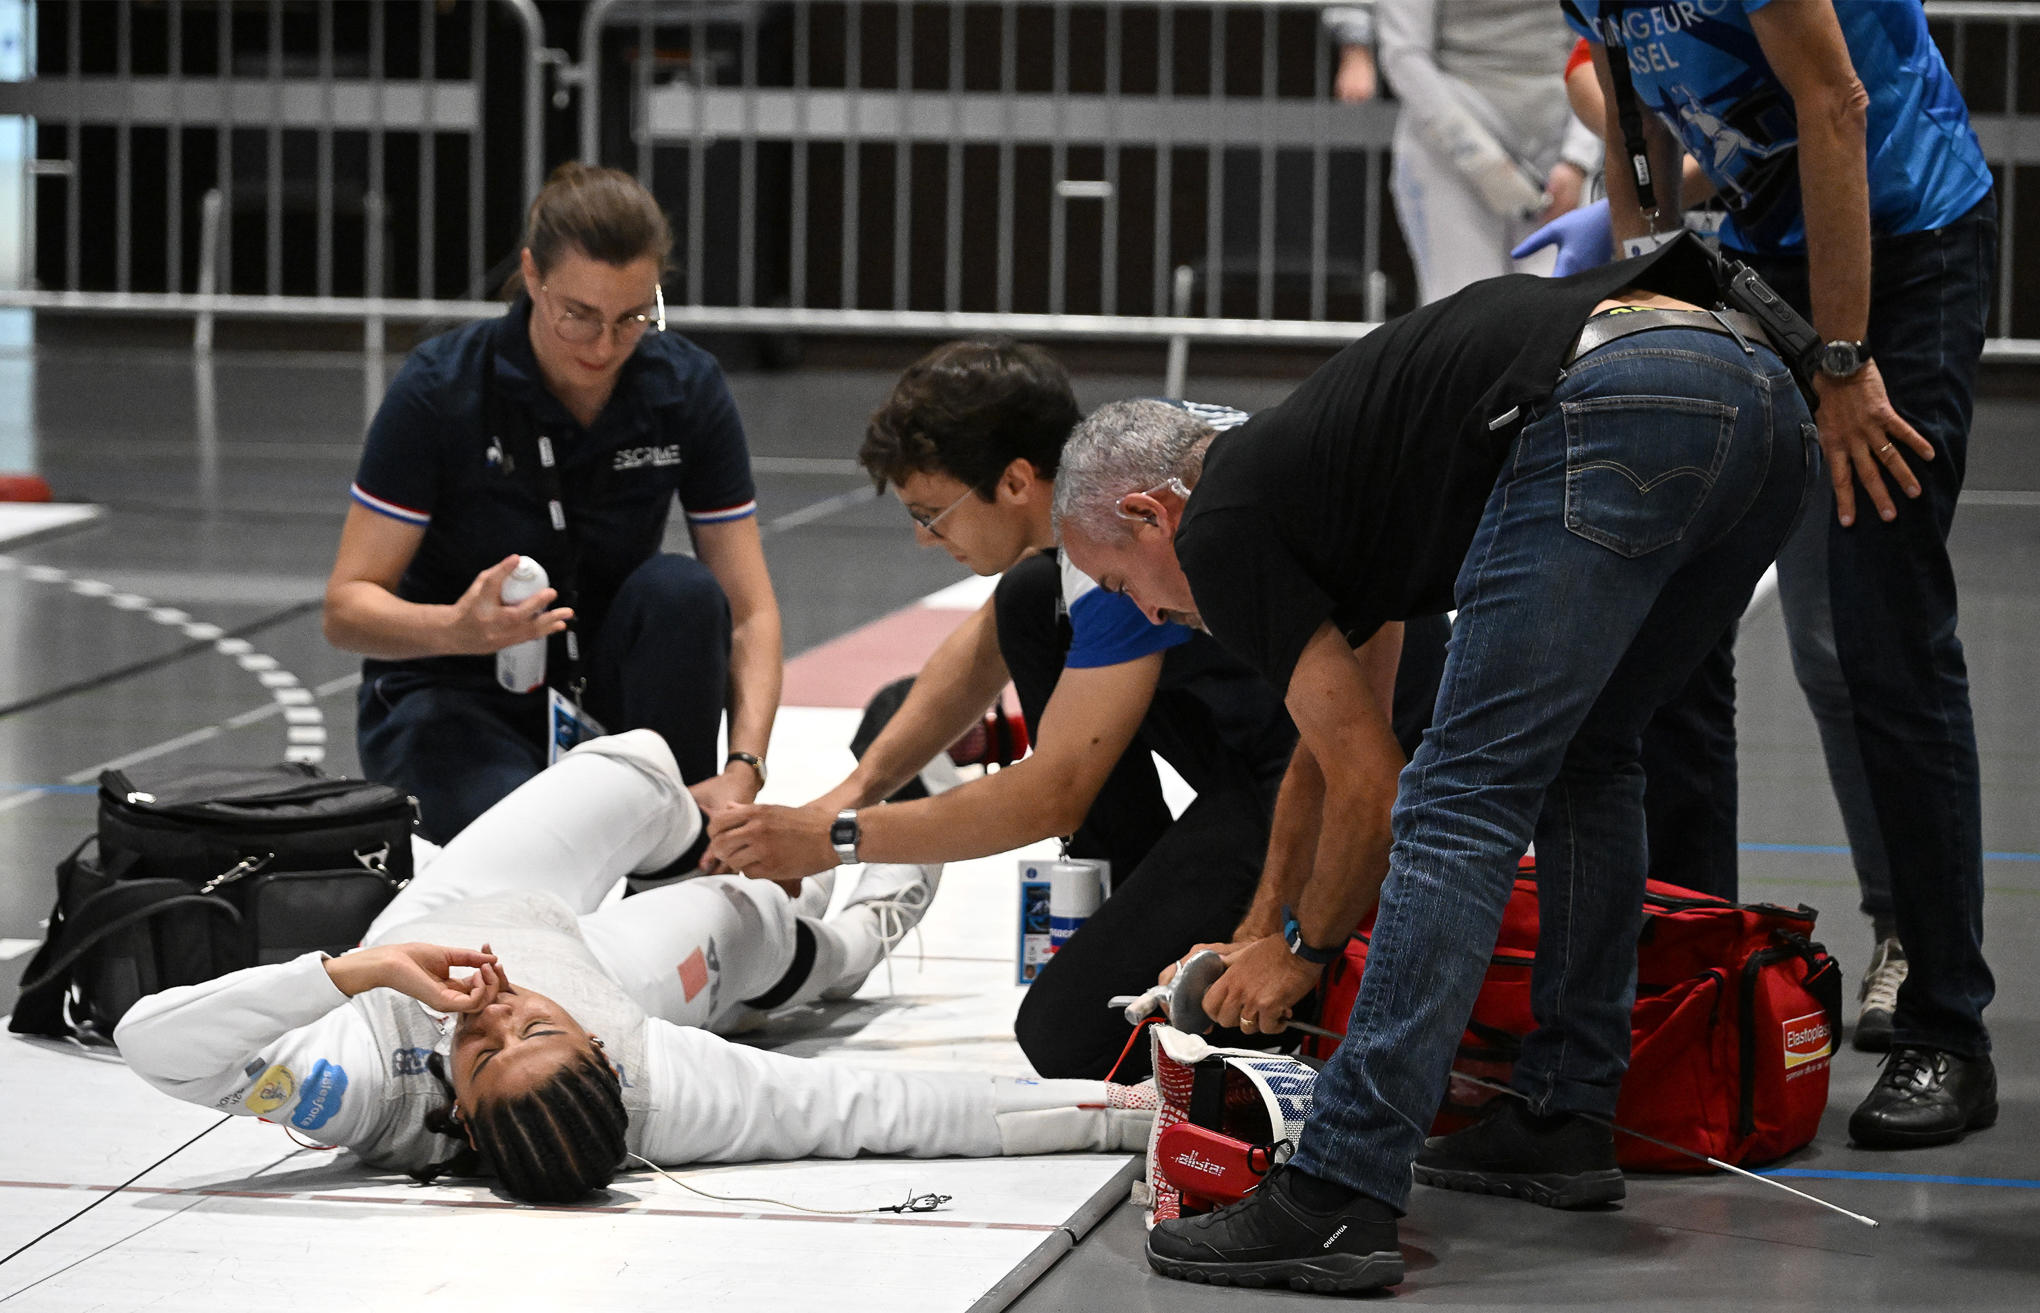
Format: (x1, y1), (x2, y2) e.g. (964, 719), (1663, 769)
(412, 1047), (628, 1205)
(859, 338), (1083, 496)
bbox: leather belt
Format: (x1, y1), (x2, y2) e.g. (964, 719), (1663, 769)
(1567, 306), (1774, 367)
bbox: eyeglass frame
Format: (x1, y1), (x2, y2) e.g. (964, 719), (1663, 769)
(1113, 476), (1193, 526)
(539, 281), (667, 346)
(909, 483), (984, 538)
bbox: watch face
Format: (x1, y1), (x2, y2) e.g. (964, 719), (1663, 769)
(1821, 341), (1862, 377)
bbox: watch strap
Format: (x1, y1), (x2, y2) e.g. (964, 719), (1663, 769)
(830, 809), (860, 865)
(726, 750), (767, 786)
(1282, 905), (1341, 966)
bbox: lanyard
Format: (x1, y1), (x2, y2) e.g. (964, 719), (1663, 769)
(1565, 1), (1663, 225)
(482, 322), (588, 702)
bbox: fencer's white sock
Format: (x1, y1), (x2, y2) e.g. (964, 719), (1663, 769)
(992, 1078), (1155, 1154)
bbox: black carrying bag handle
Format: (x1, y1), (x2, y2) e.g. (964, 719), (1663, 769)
(9, 839), (242, 1038)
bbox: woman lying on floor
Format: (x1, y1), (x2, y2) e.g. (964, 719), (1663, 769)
(113, 730), (1152, 1203)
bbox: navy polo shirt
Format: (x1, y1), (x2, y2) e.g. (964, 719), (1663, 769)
(350, 295), (757, 686)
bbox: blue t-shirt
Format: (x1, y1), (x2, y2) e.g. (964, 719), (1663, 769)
(1061, 401), (1251, 670)
(351, 296), (757, 683)
(1566, 0), (1990, 253)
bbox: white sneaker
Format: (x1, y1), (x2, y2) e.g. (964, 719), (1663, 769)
(1854, 936), (1906, 1053)
(821, 863), (942, 1000)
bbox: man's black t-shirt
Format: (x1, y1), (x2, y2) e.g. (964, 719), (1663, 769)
(1174, 239), (1721, 695)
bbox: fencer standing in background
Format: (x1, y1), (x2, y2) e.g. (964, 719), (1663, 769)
(1377, 0), (1602, 303)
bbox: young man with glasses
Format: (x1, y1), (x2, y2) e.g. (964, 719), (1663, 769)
(708, 339), (1443, 1080)
(325, 164), (781, 846)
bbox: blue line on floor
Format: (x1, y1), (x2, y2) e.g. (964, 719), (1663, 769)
(1757, 1168), (2040, 1190)
(1741, 841), (2040, 863)
(0, 783), (95, 795)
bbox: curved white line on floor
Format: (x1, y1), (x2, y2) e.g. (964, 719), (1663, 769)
(0, 553), (324, 765)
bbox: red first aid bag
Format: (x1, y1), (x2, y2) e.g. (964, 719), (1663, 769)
(1303, 863), (1843, 1170)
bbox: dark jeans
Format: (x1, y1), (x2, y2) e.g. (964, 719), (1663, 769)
(1292, 329), (1814, 1209)
(1640, 625), (1741, 897)
(1756, 195), (1997, 1055)
(996, 554), (1449, 1080)
(358, 552), (733, 843)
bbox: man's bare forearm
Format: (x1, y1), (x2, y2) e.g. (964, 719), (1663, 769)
(1233, 745), (1325, 942)
(820, 604), (1009, 811)
(1794, 86), (1872, 343)
(1292, 765), (1396, 950)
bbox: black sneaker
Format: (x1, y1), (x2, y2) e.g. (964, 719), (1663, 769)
(1848, 1045), (1997, 1148)
(1413, 1098), (1624, 1208)
(1145, 1166), (1403, 1294)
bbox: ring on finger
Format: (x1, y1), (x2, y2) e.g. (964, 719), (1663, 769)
(1878, 442), (1895, 455)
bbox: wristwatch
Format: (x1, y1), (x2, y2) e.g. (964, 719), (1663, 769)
(726, 750), (767, 787)
(1818, 339), (1872, 380)
(1282, 905), (1341, 967)
(830, 809), (861, 865)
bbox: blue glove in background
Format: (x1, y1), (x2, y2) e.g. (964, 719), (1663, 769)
(1513, 197), (1613, 276)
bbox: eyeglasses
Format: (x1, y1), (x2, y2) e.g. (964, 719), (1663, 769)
(909, 484), (981, 538)
(1114, 476), (1193, 525)
(541, 283), (666, 347)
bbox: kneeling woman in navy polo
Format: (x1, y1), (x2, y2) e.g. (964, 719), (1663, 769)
(323, 162), (782, 843)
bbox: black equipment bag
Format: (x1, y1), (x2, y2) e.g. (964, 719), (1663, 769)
(10, 762), (415, 1040)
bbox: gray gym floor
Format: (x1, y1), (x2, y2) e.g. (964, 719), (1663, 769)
(1, 332), (2034, 1308)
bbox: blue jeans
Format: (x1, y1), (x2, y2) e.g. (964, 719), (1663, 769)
(1292, 329), (1814, 1210)
(1755, 194), (1998, 1055)
(358, 552), (733, 843)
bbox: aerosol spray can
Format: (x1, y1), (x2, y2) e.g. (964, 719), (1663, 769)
(1017, 853), (1110, 983)
(495, 556), (549, 694)
(1048, 858), (1108, 953)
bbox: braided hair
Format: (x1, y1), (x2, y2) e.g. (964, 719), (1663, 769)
(411, 1046), (629, 1204)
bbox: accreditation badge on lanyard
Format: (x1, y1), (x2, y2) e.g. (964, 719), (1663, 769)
(547, 687), (607, 763)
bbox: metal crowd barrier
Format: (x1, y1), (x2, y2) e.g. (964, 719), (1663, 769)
(0, 0), (550, 342)
(0, 0), (2034, 361)
(574, 0), (2040, 358)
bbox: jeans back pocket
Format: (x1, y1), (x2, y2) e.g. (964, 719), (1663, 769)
(1561, 395), (1737, 558)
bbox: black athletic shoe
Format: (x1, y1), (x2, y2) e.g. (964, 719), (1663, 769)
(1145, 1166), (1403, 1294)
(1848, 1045), (1997, 1148)
(1413, 1098), (1625, 1208)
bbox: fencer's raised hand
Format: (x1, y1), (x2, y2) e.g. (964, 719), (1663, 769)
(706, 802), (837, 882)
(323, 943), (500, 1013)
(1199, 935), (1323, 1037)
(1512, 197), (1613, 277)
(448, 555), (573, 656)
(1813, 362), (1932, 527)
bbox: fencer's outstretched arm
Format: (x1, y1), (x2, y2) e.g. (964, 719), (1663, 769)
(637, 1020), (1149, 1163)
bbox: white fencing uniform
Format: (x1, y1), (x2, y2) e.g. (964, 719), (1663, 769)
(114, 731), (1149, 1171)
(1378, 0), (1601, 303)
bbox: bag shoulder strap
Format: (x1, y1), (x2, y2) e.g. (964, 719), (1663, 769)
(12, 879), (242, 1020)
